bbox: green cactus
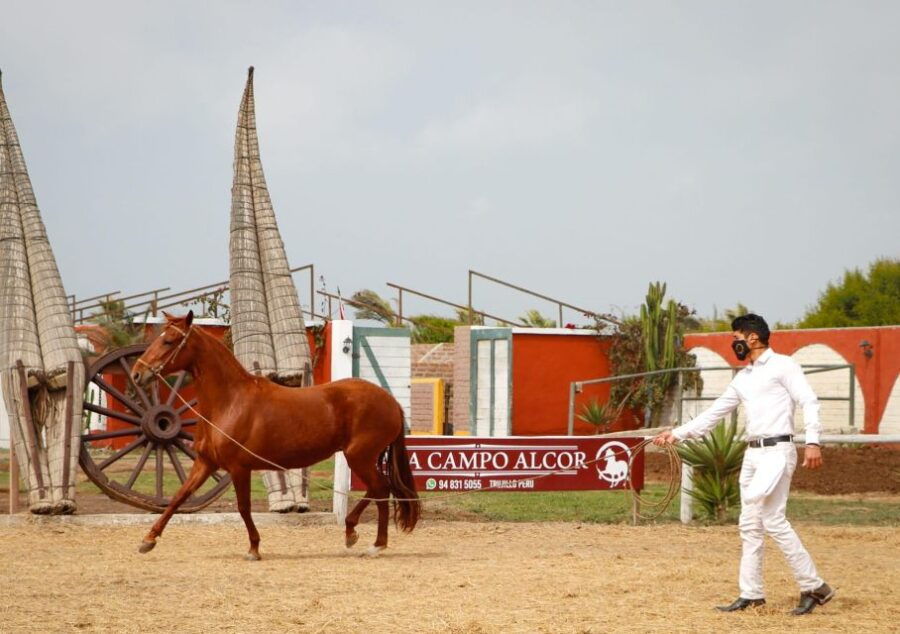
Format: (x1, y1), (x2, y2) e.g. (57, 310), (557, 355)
(638, 282), (684, 425)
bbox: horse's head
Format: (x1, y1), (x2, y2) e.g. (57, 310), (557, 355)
(131, 311), (195, 387)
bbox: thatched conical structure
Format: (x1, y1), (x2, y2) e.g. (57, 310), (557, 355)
(0, 70), (86, 514)
(229, 67), (311, 512)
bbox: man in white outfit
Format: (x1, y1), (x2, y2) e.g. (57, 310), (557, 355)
(654, 314), (834, 615)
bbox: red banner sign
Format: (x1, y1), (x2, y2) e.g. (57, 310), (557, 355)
(350, 436), (645, 493)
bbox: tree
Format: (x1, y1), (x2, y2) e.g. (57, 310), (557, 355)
(799, 258), (900, 328)
(519, 309), (556, 328)
(89, 299), (146, 351)
(409, 315), (458, 343)
(350, 289), (399, 326)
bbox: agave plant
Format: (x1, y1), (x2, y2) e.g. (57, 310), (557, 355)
(676, 419), (747, 522)
(577, 398), (617, 434)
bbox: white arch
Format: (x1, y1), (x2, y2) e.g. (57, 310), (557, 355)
(683, 347), (746, 428)
(879, 376), (900, 435)
(791, 344), (864, 434)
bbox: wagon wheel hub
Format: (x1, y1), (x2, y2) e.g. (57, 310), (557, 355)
(142, 404), (182, 443)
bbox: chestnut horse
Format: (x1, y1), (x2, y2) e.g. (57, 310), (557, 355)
(131, 311), (420, 559)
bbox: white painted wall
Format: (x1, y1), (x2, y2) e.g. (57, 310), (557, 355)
(791, 344), (864, 433)
(355, 333), (411, 419)
(878, 376), (900, 435)
(474, 338), (510, 436)
(329, 320), (354, 382)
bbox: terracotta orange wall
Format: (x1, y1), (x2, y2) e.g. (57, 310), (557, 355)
(511, 333), (640, 435)
(684, 326), (900, 434)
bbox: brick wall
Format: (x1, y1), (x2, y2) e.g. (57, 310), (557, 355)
(410, 342), (457, 431)
(410, 381), (437, 433)
(452, 327), (472, 432)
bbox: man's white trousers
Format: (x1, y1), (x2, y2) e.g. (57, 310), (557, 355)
(738, 443), (823, 599)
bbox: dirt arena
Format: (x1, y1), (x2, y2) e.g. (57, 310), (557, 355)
(1, 521), (897, 633)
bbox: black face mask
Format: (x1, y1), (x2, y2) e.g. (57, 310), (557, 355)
(731, 339), (751, 361)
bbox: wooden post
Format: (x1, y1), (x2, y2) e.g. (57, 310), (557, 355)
(9, 444), (19, 514)
(333, 452), (350, 525)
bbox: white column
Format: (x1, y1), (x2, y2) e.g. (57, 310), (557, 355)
(680, 463), (693, 524)
(330, 320), (353, 524)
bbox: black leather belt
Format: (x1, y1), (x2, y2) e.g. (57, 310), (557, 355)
(747, 435), (793, 448)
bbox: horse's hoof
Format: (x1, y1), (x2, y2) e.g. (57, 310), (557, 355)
(138, 540), (156, 554)
(362, 545), (386, 558)
(345, 531), (359, 548)
(244, 552), (261, 561)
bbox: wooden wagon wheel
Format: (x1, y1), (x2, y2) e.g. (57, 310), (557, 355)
(79, 343), (231, 512)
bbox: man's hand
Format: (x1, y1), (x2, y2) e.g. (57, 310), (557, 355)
(652, 430), (677, 446)
(802, 445), (823, 469)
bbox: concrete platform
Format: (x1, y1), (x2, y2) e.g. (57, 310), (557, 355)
(1, 511), (336, 528)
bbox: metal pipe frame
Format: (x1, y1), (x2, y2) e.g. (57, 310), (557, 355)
(468, 269), (608, 327)
(568, 364), (857, 435)
(387, 282), (523, 327)
(76, 265), (319, 323)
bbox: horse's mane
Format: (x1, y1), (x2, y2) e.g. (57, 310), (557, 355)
(190, 326), (254, 381)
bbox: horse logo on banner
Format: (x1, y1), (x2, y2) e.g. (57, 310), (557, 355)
(595, 441), (631, 488)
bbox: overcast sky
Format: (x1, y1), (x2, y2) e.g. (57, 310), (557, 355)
(2, 1), (898, 325)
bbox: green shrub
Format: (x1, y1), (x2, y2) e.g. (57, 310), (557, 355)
(677, 419), (746, 522)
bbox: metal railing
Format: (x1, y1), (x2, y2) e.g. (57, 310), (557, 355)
(468, 269), (610, 327)
(317, 289), (410, 325)
(567, 364), (857, 435)
(386, 282), (523, 326)
(73, 265), (323, 324)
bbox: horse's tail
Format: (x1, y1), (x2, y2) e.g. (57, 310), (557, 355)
(381, 407), (421, 533)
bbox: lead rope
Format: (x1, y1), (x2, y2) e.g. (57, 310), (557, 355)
(157, 374), (681, 519)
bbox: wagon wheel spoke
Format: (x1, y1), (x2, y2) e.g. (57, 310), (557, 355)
(174, 439), (197, 460)
(165, 371), (188, 406)
(92, 375), (145, 416)
(124, 442), (154, 489)
(150, 380), (160, 406)
(82, 427), (142, 441)
(98, 437), (147, 471)
(166, 444), (187, 483)
(155, 445), (164, 499)
(178, 431), (194, 442)
(119, 357), (152, 410)
(83, 402), (143, 427)
(176, 398), (198, 416)
(210, 470), (225, 483)
(181, 419), (198, 427)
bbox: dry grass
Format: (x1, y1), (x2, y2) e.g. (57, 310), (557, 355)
(0, 521), (897, 633)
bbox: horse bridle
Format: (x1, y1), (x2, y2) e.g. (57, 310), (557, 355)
(134, 323), (193, 377)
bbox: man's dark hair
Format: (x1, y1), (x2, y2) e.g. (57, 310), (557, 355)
(731, 313), (770, 345)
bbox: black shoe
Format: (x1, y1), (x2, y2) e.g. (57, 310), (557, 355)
(716, 597), (766, 612)
(791, 582), (836, 616)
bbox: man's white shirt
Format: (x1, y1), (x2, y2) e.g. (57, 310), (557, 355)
(672, 348), (822, 445)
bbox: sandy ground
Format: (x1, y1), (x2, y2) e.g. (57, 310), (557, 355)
(0, 521), (897, 633)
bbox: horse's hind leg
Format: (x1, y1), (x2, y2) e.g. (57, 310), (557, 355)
(344, 496), (370, 548)
(232, 468), (262, 560)
(345, 457), (391, 556)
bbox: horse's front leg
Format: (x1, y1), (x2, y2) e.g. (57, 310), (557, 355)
(139, 455), (216, 553)
(231, 468), (262, 560)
